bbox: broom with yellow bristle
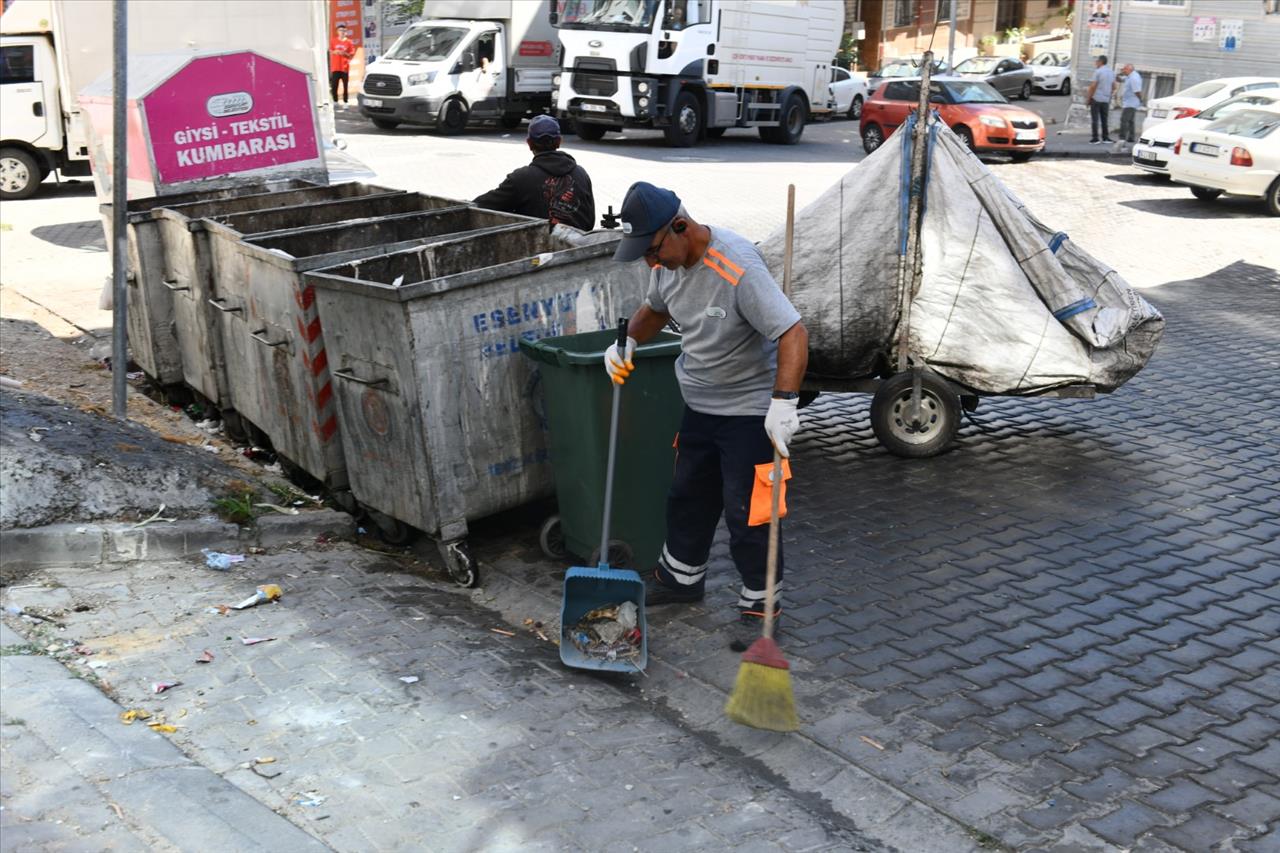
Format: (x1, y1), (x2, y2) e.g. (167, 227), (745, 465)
(725, 184), (799, 733)
(724, 447), (798, 732)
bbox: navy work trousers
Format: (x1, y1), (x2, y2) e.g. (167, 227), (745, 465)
(656, 405), (782, 611)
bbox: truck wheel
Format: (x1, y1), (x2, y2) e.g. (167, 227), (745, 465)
(575, 123), (607, 141)
(499, 112), (524, 129)
(371, 118), (401, 130)
(761, 94), (806, 145)
(870, 371), (961, 458)
(664, 91), (702, 148)
(0, 148), (42, 200)
(436, 98), (469, 135)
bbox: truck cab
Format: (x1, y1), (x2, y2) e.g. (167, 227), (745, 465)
(359, 2), (557, 135)
(552, 0), (842, 147)
(1, 33), (90, 199)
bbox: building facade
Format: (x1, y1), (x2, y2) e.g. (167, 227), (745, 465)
(1071, 0), (1280, 101)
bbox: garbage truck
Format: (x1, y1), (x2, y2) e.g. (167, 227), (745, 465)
(551, 0), (843, 146)
(357, 0), (559, 133)
(0, 0), (331, 200)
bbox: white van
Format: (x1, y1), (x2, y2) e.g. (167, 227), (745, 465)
(358, 0), (557, 133)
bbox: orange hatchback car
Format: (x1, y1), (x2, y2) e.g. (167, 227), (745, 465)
(861, 77), (1047, 161)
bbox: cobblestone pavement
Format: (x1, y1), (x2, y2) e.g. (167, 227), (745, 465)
(473, 263), (1280, 853)
(3, 547), (944, 853)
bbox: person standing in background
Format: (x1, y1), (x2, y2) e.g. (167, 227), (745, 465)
(1119, 64), (1143, 144)
(330, 23), (356, 106)
(1087, 55), (1117, 144)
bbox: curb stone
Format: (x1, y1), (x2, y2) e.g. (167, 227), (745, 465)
(0, 510), (356, 581)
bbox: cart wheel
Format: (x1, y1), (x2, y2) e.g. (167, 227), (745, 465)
(870, 371), (961, 458)
(539, 515), (569, 560)
(438, 539), (479, 588)
(589, 540), (634, 569)
(368, 509), (418, 546)
(220, 409), (249, 443)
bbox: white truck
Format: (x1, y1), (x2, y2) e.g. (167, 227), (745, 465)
(551, 0), (843, 146)
(358, 0), (558, 133)
(0, 0), (331, 200)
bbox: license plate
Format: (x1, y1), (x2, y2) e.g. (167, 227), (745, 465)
(364, 98), (383, 108)
(1016, 130), (1039, 141)
(1136, 150), (1159, 162)
(1190, 142), (1219, 156)
(1152, 109), (1167, 118)
(580, 103), (607, 113)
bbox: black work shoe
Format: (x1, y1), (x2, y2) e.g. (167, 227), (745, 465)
(644, 571), (704, 607)
(729, 607), (782, 652)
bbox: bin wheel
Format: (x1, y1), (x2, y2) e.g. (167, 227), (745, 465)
(331, 489), (359, 514)
(589, 540), (634, 570)
(870, 371), (961, 458)
(221, 409), (249, 443)
(369, 509), (418, 545)
(439, 539), (479, 588)
(539, 515), (569, 560)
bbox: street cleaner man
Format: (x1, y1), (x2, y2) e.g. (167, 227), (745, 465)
(475, 115), (596, 231)
(605, 181), (809, 648)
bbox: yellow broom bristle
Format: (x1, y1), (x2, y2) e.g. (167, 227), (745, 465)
(725, 660), (799, 732)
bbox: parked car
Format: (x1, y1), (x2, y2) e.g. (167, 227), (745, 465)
(1030, 51), (1072, 95)
(952, 55), (1034, 100)
(1142, 76), (1280, 134)
(861, 77), (1045, 160)
(868, 57), (949, 84)
(1133, 91), (1280, 176)
(830, 66), (870, 119)
(1166, 105), (1280, 216)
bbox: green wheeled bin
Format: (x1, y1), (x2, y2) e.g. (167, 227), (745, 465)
(519, 329), (684, 573)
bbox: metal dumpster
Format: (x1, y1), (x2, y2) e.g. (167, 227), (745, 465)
(303, 228), (650, 587)
(100, 179), (316, 386)
(203, 205), (542, 493)
(151, 183), (404, 405)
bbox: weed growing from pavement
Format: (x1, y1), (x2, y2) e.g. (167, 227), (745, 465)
(213, 481), (260, 524)
(0, 643), (41, 656)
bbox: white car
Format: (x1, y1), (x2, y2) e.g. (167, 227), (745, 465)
(830, 67), (870, 120)
(1142, 76), (1280, 134)
(1133, 91), (1280, 175)
(1030, 52), (1072, 96)
(1167, 105), (1280, 216)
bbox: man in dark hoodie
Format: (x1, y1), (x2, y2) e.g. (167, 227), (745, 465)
(474, 115), (596, 231)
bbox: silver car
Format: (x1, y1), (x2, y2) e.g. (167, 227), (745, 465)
(953, 56), (1035, 101)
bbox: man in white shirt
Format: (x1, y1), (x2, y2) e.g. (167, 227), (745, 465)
(1120, 64), (1143, 143)
(1087, 55), (1117, 144)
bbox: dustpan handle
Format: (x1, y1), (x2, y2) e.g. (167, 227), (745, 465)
(598, 317), (628, 568)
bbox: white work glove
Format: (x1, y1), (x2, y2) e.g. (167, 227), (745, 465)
(765, 396), (800, 458)
(604, 336), (636, 385)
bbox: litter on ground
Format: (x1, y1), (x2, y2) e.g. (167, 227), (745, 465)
(567, 602), (642, 663)
(232, 584), (282, 610)
(201, 549), (246, 571)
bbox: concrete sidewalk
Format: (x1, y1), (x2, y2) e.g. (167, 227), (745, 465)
(0, 622), (332, 852)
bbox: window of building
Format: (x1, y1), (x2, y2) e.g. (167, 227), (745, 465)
(938, 0), (952, 21)
(893, 0), (915, 28)
(1135, 68), (1179, 101)
(0, 45), (36, 84)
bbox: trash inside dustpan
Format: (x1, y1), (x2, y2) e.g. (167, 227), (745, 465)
(560, 566), (648, 672)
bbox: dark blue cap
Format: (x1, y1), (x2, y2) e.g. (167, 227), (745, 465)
(614, 181), (680, 262)
(527, 114), (561, 140)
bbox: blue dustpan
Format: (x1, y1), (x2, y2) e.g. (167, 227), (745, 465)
(560, 319), (649, 673)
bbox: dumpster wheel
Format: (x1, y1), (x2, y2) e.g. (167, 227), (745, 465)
(368, 509), (418, 546)
(589, 540), (634, 570)
(539, 515), (569, 561)
(870, 370), (961, 458)
(438, 539), (479, 588)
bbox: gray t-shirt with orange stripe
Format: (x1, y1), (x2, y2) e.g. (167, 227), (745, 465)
(644, 226), (801, 417)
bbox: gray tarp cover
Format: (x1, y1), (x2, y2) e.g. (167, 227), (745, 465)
(758, 124), (1164, 394)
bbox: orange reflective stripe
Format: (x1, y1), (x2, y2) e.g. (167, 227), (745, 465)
(705, 246), (744, 277)
(702, 255), (741, 286)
